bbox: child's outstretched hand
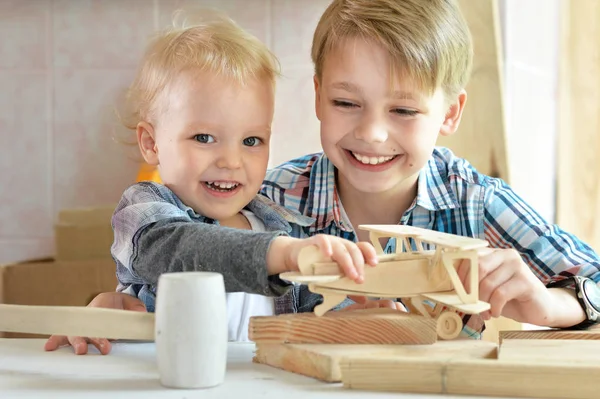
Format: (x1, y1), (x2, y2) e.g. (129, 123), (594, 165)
(281, 234), (379, 283)
(44, 292), (147, 355)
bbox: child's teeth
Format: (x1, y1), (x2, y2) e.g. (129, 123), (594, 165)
(208, 181), (238, 190)
(351, 152), (395, 165)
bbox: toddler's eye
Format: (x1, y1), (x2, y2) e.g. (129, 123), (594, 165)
(243, 137), (262, 147)
(194, 134), (215, 143)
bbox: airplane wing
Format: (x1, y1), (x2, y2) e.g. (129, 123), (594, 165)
(421, 291), (491, 314)
(279, 271), (343, 284)
(359, 224), (489, 251)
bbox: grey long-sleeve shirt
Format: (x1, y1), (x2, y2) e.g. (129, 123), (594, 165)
(111, 181), (314, 312)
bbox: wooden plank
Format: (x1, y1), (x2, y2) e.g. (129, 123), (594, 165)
(557, 0), (600, 251)
(339, 340), (600, 398)
(249, 308), (437, 345)
(498, 339), (600, 364)
(500, 327), (600, 343)
(437, 0), (509, 183)
(254, 340), (497, 383)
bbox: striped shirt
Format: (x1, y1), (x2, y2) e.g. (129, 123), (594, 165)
(260, 147), (600, 338)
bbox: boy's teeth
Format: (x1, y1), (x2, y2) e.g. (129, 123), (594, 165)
(351, 152), (395, 165)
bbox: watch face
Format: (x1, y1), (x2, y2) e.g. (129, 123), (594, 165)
(582, 279), (600, 312)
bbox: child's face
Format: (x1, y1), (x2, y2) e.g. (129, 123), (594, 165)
(139, 71), (274, 222)
(314, 38), (465, 196)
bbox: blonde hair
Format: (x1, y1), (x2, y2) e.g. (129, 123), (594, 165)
(120, 9), (280, 130)
(311, 0), (472, 98)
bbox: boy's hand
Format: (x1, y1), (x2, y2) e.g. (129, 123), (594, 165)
(44, 292), (147, 355)
(456, 248), (555, 326)
(286, 235), (378, 283)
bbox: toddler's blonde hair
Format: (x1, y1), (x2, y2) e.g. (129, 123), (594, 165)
(120, 9), (280, 130)
(311, 0), (473, 98)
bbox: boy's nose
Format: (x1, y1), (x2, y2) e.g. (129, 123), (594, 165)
(354, 122), (388, 143)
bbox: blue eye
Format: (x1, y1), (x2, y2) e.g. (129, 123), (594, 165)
(194, 134), (215, 143)
(243, 137), (262, 147)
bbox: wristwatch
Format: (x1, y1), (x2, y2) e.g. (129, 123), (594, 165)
(547, 275), (600, 329)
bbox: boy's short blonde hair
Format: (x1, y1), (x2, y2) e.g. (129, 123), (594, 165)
(120, 9), (280, 130)
(311, 0), (472, 98)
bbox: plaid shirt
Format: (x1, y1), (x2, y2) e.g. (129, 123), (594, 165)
(260, 147), (600, 338)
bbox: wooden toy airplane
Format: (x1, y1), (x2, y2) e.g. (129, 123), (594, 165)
(280, 225), (492, 340)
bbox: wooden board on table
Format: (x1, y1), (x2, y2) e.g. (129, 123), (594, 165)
(254, 340), (497, 383)
(500, 326), (600, 342)
(249, 308), (437, 345)
(339, 339), (600, 399)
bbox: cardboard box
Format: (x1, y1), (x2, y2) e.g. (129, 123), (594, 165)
(54, 205), (116, 261)
(0, 258), (118, 338)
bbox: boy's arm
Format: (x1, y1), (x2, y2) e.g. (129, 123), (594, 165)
(482, 177), (600, 327)
(132, 219), (291, 297)
(483, 178), (600, 284)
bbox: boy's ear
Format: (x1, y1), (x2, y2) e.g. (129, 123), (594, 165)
(440, 90), (467, 137)
(136, 121), (159, 165)
(313, 75), (322, 121)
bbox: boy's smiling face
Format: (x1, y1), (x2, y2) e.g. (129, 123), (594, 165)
(314, 37), (466, 197)
(137, 71), (274, 223)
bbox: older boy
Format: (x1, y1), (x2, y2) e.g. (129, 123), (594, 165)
(260, 0), (600, 338)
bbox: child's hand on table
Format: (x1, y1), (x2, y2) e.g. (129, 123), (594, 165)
(44, 292), (147, 355)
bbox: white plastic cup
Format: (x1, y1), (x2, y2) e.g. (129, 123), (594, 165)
(155, 272), (228, 389)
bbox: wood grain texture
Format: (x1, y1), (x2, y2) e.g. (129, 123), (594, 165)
(254, 340), (497, 383)
(249, 308), (437, 345)
(557, 0), (600, 251)
(0, 304), (155, 340)
(438, 0), (509, 183)
(500, 327), (600, 343)
(339, 339), (600, 398)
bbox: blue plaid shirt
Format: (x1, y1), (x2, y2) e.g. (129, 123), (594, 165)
(260, 147), (600, 338)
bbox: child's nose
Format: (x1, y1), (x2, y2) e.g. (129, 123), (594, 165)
(215, 148), (242, 169)
(354, 120), (388, 143)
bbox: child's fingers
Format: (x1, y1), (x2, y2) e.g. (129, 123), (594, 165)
(68, 336), (90, 355)
(312, 234), (333, 257)
(356, 241), (379, 266)
(44, 335), (68, 352)
(347, 294), (368, 304)
(344, 242), (366, 283)
(88, 338), (112, 355)
(329, 241), (359, 281)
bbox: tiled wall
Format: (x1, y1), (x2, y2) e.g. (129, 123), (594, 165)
(0, 0), (559, 264)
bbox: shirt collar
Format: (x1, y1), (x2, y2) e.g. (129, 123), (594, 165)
(305, 152), (459, 234)
(414, 153), (459, 211)
(306, 154), (354, 234)
(246, 194), (314, 233)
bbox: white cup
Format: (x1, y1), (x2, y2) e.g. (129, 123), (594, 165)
(155, 272), (228, 389)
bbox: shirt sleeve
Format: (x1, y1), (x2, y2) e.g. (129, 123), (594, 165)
(133, 219), (291, 296)
(111, 182), (292, 306)
(482, 177), (600, 285)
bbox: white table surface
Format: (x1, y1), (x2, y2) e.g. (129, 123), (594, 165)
(0, 339), (517, 399)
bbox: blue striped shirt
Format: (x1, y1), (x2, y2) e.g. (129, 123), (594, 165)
(260, 147), (600, 338)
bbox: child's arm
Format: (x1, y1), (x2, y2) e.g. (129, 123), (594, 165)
(459, 178), (600, 328)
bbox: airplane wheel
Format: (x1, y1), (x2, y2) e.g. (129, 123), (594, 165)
(436, 311), (463, 340)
